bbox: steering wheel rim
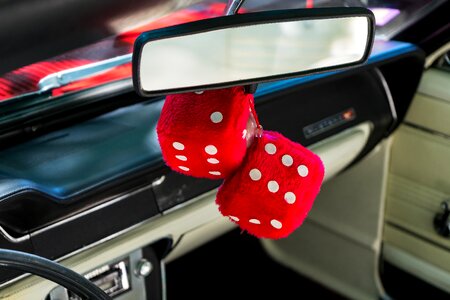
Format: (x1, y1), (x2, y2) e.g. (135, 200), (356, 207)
(0, 249), (111, 300)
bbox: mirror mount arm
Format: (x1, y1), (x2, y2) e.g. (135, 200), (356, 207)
(224, 0), (246, 15)
(225, 0), (258, 94)
(244, 84), (258, 94)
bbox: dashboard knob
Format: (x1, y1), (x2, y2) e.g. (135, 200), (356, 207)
(135, 258), (153, 278)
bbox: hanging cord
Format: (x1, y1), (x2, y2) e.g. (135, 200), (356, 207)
(225, 0), (262, 139)
(247, 94), (263, 138)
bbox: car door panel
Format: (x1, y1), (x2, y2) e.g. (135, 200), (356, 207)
(383, 68), (450, 292)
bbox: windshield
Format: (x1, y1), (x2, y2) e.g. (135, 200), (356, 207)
(0, 0), (443, 103)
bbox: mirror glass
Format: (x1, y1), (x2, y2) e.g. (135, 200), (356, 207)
(138, 16), (371, 93)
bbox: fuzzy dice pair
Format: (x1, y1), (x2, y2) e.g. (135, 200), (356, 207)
(157, 87), (324, 239)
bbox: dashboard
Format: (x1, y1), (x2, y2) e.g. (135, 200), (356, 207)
(0, 40), (425, 298)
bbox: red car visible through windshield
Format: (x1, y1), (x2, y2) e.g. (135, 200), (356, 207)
(0, 3), (228, 101)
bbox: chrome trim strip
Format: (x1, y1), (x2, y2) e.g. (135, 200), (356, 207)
(0, 226), (30, 244)
(374, 68), (398, 133)
(38, 54), (132, 92)
(151, 175), (166, 188)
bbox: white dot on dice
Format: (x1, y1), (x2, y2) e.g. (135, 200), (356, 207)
(298, 165), (309, 177)
(268, 180), (279, 193)
(284, 192), (296, 204)
(210, 111), (223, 123)
(205, 145), (218, 155)
(265, 143), (277, 155)
(249, 219), (261, 224)
(249, 168), (262, 181)
(229, 216), (239, 222)
(282, 154), (293, 167)
(271, 219), (283, 229)
(209, 171), (221, 176)
(178, 166), (189, 171)
(173, 142), (185, 150)
(207, 158), (219, 164)
(175, 155), (187, 161)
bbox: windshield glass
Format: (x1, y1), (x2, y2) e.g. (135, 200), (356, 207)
(0, 0), (443, 103)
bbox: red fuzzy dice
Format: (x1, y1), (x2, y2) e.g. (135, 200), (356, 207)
(216, 131), (325, 239)
(157, 87), (252, 179)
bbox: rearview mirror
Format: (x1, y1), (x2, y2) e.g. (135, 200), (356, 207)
(133, 7), (375, 97)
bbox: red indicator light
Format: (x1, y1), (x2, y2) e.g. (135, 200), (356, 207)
(343, 110), (354, 120)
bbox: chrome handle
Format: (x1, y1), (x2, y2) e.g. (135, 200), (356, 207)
(434, 200), (450, 238)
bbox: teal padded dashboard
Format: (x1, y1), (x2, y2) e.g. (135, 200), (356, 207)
(0, 40), (419, 203)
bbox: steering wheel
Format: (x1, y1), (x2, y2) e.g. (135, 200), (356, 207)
(0, 249), (111, 300)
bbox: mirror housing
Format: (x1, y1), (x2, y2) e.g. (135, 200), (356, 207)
(133, 7), (375, 97)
